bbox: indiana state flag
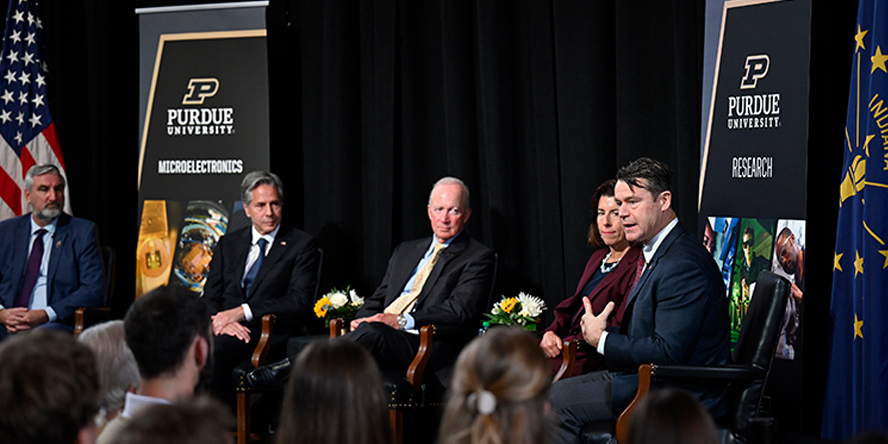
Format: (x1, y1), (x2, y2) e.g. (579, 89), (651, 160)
(822, 0), (888, 439)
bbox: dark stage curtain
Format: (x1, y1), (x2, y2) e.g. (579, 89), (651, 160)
(267, 0), (706, 320)
(6, 0), (857, 434)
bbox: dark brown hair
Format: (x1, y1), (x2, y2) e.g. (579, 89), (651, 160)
(275, 338), (392, 444)
(0, 329), (99, 444)
(115, 396), (235, 444)
(616, 157), (675, 209)
(587, 180), (617, 247)
(625, 388), (719, 444)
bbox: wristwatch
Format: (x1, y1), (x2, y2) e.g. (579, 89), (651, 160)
(397, 314), (408, 330)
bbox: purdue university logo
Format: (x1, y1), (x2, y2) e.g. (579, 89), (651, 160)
(166, 78), (234, 136)
(740, 55), (769, 90)
(182, 78), (220, 105)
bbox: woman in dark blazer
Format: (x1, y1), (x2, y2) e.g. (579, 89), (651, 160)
(540, 180), (642, 377)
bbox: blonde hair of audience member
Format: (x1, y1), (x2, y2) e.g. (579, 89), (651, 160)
(78, 320), (141, 427)
(275, 338), (392, 444)
(625, 388), (719, 444)
(113, 396), (234, 444)
(439, 327), (551, 444)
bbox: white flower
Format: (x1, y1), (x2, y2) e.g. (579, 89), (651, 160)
(516, 292), (546, 317)
(328, 291), (348, 308)
(349, 289), (364, 306)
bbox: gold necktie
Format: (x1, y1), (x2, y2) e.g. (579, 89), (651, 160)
(385, 243), (446, 315)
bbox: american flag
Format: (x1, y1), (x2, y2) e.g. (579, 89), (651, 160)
(0, 0), (69, 221)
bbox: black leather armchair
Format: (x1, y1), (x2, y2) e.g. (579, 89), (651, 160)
(580, 271), (790, 444)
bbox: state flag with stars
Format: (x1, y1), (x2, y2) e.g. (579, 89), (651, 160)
(0, 0), (70, 221)
(822, 0), (888, 439)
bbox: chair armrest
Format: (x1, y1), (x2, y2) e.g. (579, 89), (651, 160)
(651, 364), (766, 381)
(73, 307), (113, 337)
(250, 314), (275, 368)
(615, 363), (653, 444)
(553, 340), (580, 382)
(329, 318), (344, 338)
(406, 325), (435, 390)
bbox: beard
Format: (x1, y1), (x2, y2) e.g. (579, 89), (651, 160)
(35, 204), (61, 222)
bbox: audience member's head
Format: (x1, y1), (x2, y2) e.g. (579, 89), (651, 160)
(0, 329), (100, 444)
(439, 327), (551, 444)
(124, 285), (210, 398)
(276, 337), (391, 444)
(113, 396), (234, 444)
(79, 320), (141, 427)
(625, 388), (719, 444)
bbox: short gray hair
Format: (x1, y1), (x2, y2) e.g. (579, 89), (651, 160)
(241, 171), (284, 206)
(78, 320), (141, 415)
(24, 164), (65, 191)
(429, 176), (470, 208)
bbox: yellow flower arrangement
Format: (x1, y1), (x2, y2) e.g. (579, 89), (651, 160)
(314, 296), (330, 318)
(314, 287), (363, 327)
(500, 297), (518, 313)
(484, 292), (547, 331)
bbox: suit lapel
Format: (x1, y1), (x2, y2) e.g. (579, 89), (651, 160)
(415, 233), (468, 306)
(7, 217), (31, 304)
(624, 224), (684, 310)
(46, 214), (71, 299)
(387, 239), (429, 305)
(235, 228), (252, 297)
(249, 226), (290, 297)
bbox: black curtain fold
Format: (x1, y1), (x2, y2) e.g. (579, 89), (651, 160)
(274, 0), (707, 320)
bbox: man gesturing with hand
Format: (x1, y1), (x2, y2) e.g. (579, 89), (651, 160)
(550, 158), (728, 444)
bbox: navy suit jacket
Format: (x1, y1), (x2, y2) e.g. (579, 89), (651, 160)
(203, 224), (319, 333)
(356, 232), (495, 342)
(604, 222), (729, 416)
(0, 213), (104, 324)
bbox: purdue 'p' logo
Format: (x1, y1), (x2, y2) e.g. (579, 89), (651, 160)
(740, 55), (769, 90)
(182, 78), (220, 105)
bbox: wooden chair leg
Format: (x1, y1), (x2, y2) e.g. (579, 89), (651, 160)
(389, 409), (403, 444)
(237, 392), (251, 444)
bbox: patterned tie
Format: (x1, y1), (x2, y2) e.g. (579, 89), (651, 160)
(385, 243), (446, 315)
(630, 258), (646, 292)
(243, 238), (268, 296)
(15, 229), (47, 308)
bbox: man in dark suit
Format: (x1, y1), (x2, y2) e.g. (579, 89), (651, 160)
(249, 176), (495, 386)
(203, 171), (319, 400)
(0, 164), (104, 338)
(550, 158), (729, 444)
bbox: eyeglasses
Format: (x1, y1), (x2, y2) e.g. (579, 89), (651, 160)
(742, 239), (753, 248)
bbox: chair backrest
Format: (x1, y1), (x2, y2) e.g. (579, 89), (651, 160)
(314, 248), (324, 300)
(726, 271), (789, 442)
(101, 245), (116, 305)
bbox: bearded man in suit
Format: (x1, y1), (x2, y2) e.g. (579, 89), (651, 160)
(0, 164), (104, 338)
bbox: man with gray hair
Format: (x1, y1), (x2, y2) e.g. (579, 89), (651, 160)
(203, 171), (319, 400)
(250, 176), (495, 387)
(0, 164), (104, 338)
(78, 320), (141, 428)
